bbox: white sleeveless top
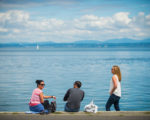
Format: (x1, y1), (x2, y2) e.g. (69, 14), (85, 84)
(109, 74), (121, 97)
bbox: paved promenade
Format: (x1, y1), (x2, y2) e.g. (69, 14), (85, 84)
(0, 111), (150, 120)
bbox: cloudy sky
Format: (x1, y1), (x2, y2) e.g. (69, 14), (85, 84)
(0, 0), (150, 43)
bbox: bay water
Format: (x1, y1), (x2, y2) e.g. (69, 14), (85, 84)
(0, 47), (150, 111)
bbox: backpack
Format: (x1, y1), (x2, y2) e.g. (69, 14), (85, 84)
(50, 101), (56, 113)
(43, 100), (50, 110)
(43, 100), (56, 113)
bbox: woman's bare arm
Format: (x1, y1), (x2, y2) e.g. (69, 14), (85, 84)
(110, 75), (117, 95)
(39, 92), (44, 103)
(43, 95), (56, 99)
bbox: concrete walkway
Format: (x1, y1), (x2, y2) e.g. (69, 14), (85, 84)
(0, 111), (150, 120)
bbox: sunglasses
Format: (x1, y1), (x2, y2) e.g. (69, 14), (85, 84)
(40, 84), (45, 86)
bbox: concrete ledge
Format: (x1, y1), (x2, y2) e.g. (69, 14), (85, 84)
(0, 111), (150, 116)
(0, 111), (150, 120)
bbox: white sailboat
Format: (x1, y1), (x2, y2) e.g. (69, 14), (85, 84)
(36, 45), (39, 50)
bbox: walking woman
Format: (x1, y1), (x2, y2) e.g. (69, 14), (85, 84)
(106, 65), (121, 111)
(29, 80), (56, 112)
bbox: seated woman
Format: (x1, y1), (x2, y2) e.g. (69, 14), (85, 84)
(29, 80), (56, 112)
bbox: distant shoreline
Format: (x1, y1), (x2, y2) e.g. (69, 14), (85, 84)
(0, 42), (150, 48)
(0, 46), (150, 52)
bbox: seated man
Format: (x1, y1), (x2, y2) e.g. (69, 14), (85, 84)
(64, 81), (84, 112)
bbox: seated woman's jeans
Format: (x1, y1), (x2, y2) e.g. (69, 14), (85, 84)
(29, 104), (44, 112)
(64, 104), (79, 112)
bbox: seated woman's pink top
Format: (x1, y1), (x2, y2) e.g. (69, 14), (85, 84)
(29, 88), (42, 106)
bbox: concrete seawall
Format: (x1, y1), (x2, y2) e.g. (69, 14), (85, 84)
(0, 111), (150, 120)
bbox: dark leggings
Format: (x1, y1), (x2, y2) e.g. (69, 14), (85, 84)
(105, 94), (120, 111)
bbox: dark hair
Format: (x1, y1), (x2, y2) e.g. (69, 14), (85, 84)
(36, 80), (44, 87)
(74, 81), (82, 88)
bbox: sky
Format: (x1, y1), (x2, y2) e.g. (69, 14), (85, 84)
(0, 0), (150, 43)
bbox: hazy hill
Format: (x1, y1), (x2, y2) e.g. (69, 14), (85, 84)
(74, 38), (150, 44)
(74, 40), (101, 44)
(0, 38), (150, 47)
(103, 38), (150, 43)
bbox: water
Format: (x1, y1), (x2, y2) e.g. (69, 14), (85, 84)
(0, 47), (150, 111)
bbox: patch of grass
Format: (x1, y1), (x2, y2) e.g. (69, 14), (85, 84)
(96, 112), (101, 114)
(85, 112), (91, 114)
(12, 112), (19, 114)
(84, 112), (94, 116)
(144, 112), (150, 114)
(69, 112), (75, 114)
(53, 112), (63, 114)
(0, 112), (8, 114)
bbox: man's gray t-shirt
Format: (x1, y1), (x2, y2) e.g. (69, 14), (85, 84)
(64, 88), (84, 109)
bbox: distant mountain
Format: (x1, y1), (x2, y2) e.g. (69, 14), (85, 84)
(23, 41), (55, 46)
(0, 38), (150, 48)
(74, 40), (101, 44)
(103, 38), (150, 43)
(73, 38), (150, 44)
(0, 41), (55, 47)
(141, 39), (150, 43)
